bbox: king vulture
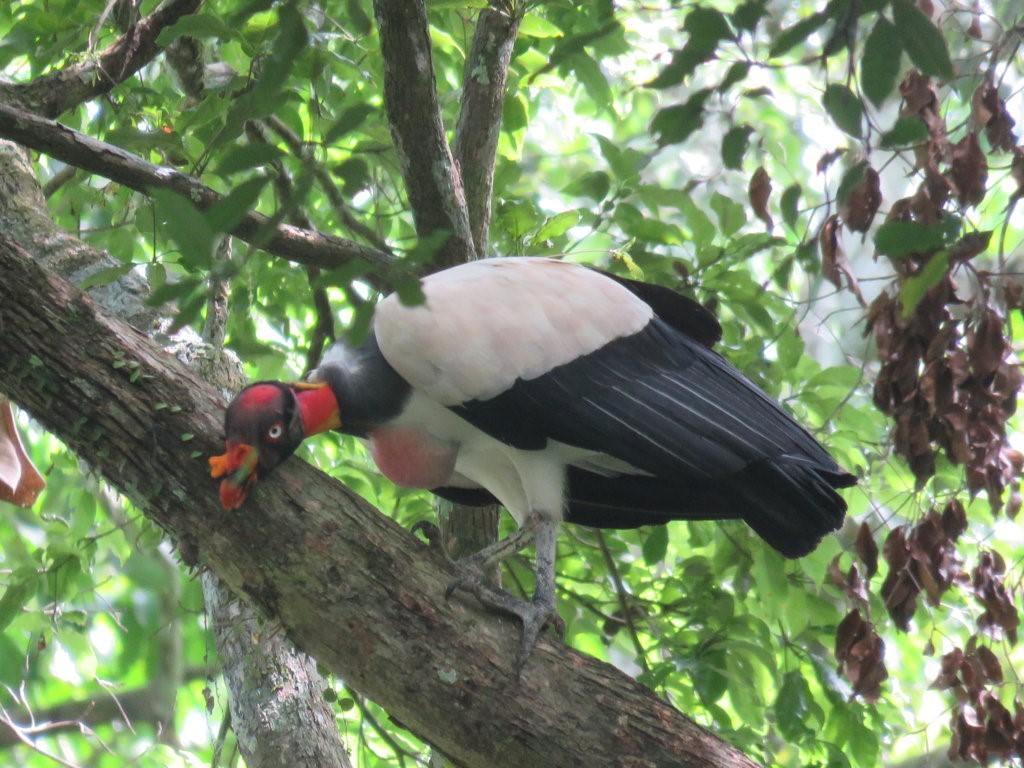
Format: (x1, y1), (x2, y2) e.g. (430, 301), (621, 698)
(211, 257), (855, 666)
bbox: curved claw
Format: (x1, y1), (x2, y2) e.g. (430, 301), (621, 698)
(411, 520), (444, 549)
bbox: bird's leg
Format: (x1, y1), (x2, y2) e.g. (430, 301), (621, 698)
(441, 512), (541, 595)
(449, 515), (562, 673)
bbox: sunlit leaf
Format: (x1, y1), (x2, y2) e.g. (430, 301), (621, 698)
(823, 83), (863, 137)
(861, 17), (902, 106)
(721, 125), (754, 170)
(892, 0), (954, 81)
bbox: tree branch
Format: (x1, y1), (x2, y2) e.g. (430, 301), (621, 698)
(203, 573), (352, 768)
(372, 0), (475, 264)
(0, 0), (203, 118)
(453, 7), (522, 251)
(0, 103), (393, 278)
(0, 235), (762, 768)
(0, 667), (210, 750)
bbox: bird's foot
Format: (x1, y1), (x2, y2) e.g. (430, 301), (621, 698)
(452, 575), (563, 674)
(411, 520), (445, 552)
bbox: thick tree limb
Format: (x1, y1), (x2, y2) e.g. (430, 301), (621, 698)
(0, 103), (393, 276)
(453, 7), (523, 251)
(203, 573), (352, 768)
(1, 0), (203, 118)
(372, 0), (475, 264)
(0, 236), (762, 768)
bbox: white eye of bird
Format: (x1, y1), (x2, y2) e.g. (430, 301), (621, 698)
(267, 423), (284, 440)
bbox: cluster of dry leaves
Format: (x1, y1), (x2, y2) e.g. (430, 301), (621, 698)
(936, 636), (1023, 762)
(862, 71), (1021, 503)
(810, 68), (1023, 759)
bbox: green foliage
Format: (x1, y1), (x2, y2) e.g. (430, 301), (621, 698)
(2, 0), (1023, 766)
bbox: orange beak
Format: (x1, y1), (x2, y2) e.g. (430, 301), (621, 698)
(209, 442), (259, 510)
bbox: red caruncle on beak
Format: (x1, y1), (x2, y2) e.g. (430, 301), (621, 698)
(209, 441), (258, 510)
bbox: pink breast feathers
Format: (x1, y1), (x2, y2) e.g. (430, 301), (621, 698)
(368, 426), (458, 490)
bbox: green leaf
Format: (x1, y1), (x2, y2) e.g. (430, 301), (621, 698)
(614, 202), (684, 244)
(594, 135), (650, 179)
(229, 3), (307, 125)
(79, 263), (134, 290)
(680, 195), (716, 248)
(651, 88), (712, 146)
(769, 11), (829, 57)
(344, 0), (373, 35)
(775, 671), (818, 742)
(874, 220), (947, 257)
(520, 15), (563, 38)
(323, 104), (376, 146)
(647, 9), (732, 88)
(892, 0), (954, 81)
(836, 161), (868, 206)
(719, 62), (750, 92)
(533, 210), (582, 242)
(899, 251), (950, 316)
(731, 0), (767, 31)
(781, 183), (802, 231)
(334, 157), (371, 195)
(861, 17), (902, 106)
(710, 191), (745, 238)
(562, 171), (611, 201)
(642, 525), (669, 565)
(151, 188), (216, 269)
(721, 125), (754, 170)
(215, 144), (284, 176)
(569, 53), (612, 111)
(693, 648), (729, 706)
(880, 117), (930, 147)
(0, 570), (36, 632)
(154, 12), (239, 46)
(822, 83), (863, 137)
(204, 175), (269, 233)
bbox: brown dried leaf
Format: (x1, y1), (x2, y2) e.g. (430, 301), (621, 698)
(819, 214), (866, 305)
(949, 231), (992, 263)
(972, 77), (1018, 152)
(1003, 278), (1023, 310)
(881, 569), (918, 630)
(966, 13), (983, 39)
(900, 71), (937, 118)
(886, 197), (914, 223)
(749, 166), (773, 228)
(856, 522), (879, 577)
(841, 166), (882, 232)
(835, 609), (888, 702)
(942, 499), (968, 541)
(950, 132), (989, 207)
(932, 647), (964, 689)
(817, 148), (846, 175)
(969, 309), (1007, 378)
(976, 646), (1003, 684)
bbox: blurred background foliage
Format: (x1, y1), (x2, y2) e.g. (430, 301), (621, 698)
(1, 0), (1023, 765)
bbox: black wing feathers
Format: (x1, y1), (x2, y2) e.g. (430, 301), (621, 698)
(599, 269), (722, 348)
(450, 316), (854, 558)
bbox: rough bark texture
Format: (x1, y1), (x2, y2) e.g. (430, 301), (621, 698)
(453, 7), (522, 254)
(0, 0), (203, 117)
(372, 0), (475, 264)
(0, 237), (763, 768)
(203, 574), (352, 768)
(0, 103), (392, 277)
